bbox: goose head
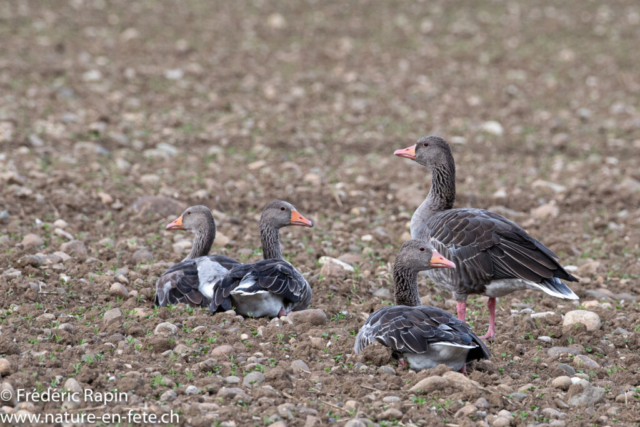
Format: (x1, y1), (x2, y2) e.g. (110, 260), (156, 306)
(394, 135), (453, 170)
(395, 239), (456, 272)
(166, 205), (214, 234)
(261, 200), (314, 229)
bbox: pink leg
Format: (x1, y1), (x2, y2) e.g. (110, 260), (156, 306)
(399, 359), (408, 369)
(456, 302), (467, 322)
(278, 309), (291, 317)
(479, 297), (496, 341)
(459, 364), (467, 374)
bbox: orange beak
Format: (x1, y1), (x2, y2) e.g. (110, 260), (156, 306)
(430, 249), (456, 269)
(290, 210), (314, 227)
(394, 144), (417, 160)
(166, 215), (184, 231)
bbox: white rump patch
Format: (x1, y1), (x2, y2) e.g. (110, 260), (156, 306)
(195, 257), (230, 299)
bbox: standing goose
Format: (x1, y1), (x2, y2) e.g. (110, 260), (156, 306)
(354, 240), (490, 372)
(394, 136), (578, 340)
(209, 201), (314, 318)
(155, 201), (313, 308)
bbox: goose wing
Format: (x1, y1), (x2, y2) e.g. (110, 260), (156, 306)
(209, 259), (310, 314)
(355, 305), (490, 359)
(426, 208), (578, 297)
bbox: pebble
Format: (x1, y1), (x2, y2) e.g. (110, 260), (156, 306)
(22, 234), (43, 248)
(442, 371), (480, 389)
(373, 288), (391, 299)
(344, 420), (368, 427)
(563, 310), (601, 331)
(185, 385), (200, 395)
(510, 392), (527, 402)
(286, 309), (327, 326)
(132, 249), (153, 263)
(54, 228), (73, 240)
(109, 283), (129, 299)
(379, 365), (396, 376)
(0, 359), (10, 376)
(64, 378), (83, 394)
(409, 375), (449, 393)
(532, 202), (559, 219)
(573, 355), (600, 369)
(224, 376), (240, 385)
(492, 417), (511, 427)
(0, 211), (8, 224)
(160, 389), (177, 402)
(53, 219), (68, 228)
(455, 404), (477, 418)
(318, 256), (353, 276)
(568, 385), (606, 406)
(211, 345), (234, 358)
(547, 347), (582, 358)
(103, 308), (122, 325)
(475, 397), (489, 409)
(242, 371), (265, 388)
(379, 408), (403, 420)
(382, 396), (400, 403)
(60, 240), (87, 258)
(291, 360), (310, 374)
(215, 232), (230, 247)
(541, 408), (564, 419)
(556, 363), (576, 376)
(481, 121), (504, 135)
(551, 376), (572, 390)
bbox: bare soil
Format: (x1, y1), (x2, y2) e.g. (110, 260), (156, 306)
(0, 1), (639, 426)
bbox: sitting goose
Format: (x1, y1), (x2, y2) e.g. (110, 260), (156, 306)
(354, 240), (490, 372)
(154, 205), (240, 307)
(155, 201), (313, 308)
(394, 136), (578, 340)
(209, 201), (314, 318)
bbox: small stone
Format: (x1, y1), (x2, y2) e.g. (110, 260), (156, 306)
(574, 355), (600, 369)
(109, 283), (129, 299)
(318, 256), (353, 277)
(455, 404), (477, 418)
(291, 360), (310, 374)
(510, 392), (527, 402)
(60, 240), (87, 259)
(214, 232), (230, 247)
(532, 180), (567, 193)
(410, 376), (449, 393)
(475, 397), (490, 409)
(103, 308), (122, 325)
(53, 219), (68, 228)
(22, 234), (43, 248)
(481, 121), (504, 135)
(160, 389), (177, 402)
(541, 408), (563, 419)
(442, 371), (480, 389)
(379, 366), (396, 376)
(58, 323), (74, 333)
(345, 420), (367, 427)
(563, 311), (601, 331)
(379, 408), (403, 420)
(556, 363), (576, 376)
(248, 160), (266, 170)
(216, 387), (252, 403)
(64, 378), (83, 394)
(552, 376), (572, 390)
(184, 385), (200, 395)
(382, 396), (400, 403)
(224, 376), (240, 385)
(569, 385), (606, 406)
(267, 13), (287, 29)
(0, 359), (11, 376)
(82, 70), (102, 81)
(132, 249), (153, 263)
(493, 417), (511, 427)
(304, 415), (320, 427)
(532, 202), (559, 219)
(154, 322), (178, 336)
(373, 288), (391, 299)
(0, 211), (8, 224)
(579, 259), (602, 276)
(164, 69), (183, 80)
(242, 371), (265, 388)
(548, 347), (582, 358)
(211, 345), (234, 358)
(286, 309), (327, 326)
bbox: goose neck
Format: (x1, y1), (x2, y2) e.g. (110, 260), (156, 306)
(392, 265), (421, 307)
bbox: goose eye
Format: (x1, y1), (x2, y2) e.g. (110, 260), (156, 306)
(423, 142), (429, 147)
(187, 212), (191, 215)
(280, 207), (286, 211)
(419, 247), (425, 252)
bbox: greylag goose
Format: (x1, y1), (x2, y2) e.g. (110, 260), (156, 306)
(154, 205), (240, 307)
(155, 201), (313, 308)
(394, 136), (578, 340)
(354, 240), (490, 372)
(209, 200), (314, 318)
